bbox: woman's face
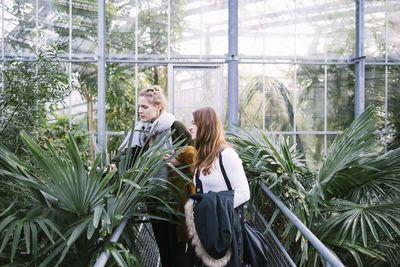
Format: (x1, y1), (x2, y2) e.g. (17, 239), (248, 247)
(189, 116), (198, 140)
(138, 96), (161, 122)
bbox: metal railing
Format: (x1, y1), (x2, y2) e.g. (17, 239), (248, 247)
(93, 219), (160, 267)
(260, 183), (345, 267)
(94, 183), (346, 267)
(93, 219), (128, 267)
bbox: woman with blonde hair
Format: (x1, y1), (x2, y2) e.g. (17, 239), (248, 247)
(111, 85), (192, 267)
(185, 107), (250, 266)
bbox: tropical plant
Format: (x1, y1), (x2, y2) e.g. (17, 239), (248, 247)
(0, 128), (186, 266)
(227, 106), (400, 266)
(38, 112), (89, 160)
(0, 45), (71, 160)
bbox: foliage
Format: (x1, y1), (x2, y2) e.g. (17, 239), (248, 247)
(387, 72), (400, 151)
(239, 63), (357, 165)
(0, 46), (71, 160)
(228, 107), (400, 266)
(0, 129), (185, 266)
(48, 0), (186, 160)
(39, 112), (89, 162)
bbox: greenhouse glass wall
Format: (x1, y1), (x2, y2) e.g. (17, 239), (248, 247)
(2, 1), (400, 266)
(1, 0), (399, 164)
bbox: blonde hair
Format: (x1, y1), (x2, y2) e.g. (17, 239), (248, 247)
(192, 107), (228, 175)
(139, 85), (167, 111)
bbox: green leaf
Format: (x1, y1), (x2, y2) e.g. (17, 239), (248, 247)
(11, 222), (23, 262)
(37, 220), (54, 244)
(23, 222), (31, 254)
(107, 242), (128, 267)
(93, 205), (103, 228)
(0, 221), (17, 252)
(0, 215), (15, 233)
(44, 219), (65, 240)
(0, 201), (15, 216)
(67, 220), (88, 246)
(30, 222), (38, 256)
(87, 218), (96, 240)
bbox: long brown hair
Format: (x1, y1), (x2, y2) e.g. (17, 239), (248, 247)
(193, 107), (228, 175)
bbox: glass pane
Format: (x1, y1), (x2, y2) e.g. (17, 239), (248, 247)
(283, 134), (294, 147)
(326, 0), (355, 59)
(365, 65), (385, 128)
(377, 133), (387, 152)
(38, 0), (66, 50)
(138, 65), (167, 92)
(238, 1), (265, 56)
(107, 134), (125, 163)
(365, 0), (385, 58)
(72, 0), (98, 54)
(297, 134), (325, 168)
(4, 0), (36, 55)
(238, 64), (264, 128)
(327, 64), (355, 131)
(265, 65), (294, 132)
(388, 0), (400, 61)
(61, 89), (88, 120)
(263, 0), (295, 58)
(386, 134), (400, 151)
(327, 133), (337, 148)
(296, 65), (325, 131)
(106, 0), (136, 55)
(295, 0), (325, 57)
(138, 0), (168, 59)
(173, 0), (228, 56)
(73, 63), (97, 161)
(50, 82), (91, 162)
(387, 66), (400, 146)
(106, 63), (136, 133)
(174, 67), (222, 126)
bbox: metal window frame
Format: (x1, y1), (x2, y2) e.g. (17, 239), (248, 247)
(168, 64), (224, 123)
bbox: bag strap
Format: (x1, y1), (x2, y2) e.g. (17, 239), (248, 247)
(218, 153), (232, 191)
(196, 151), (245, 221)
(195, 169), (203, 194)
(219, 152), (247, 221)
(195, 150), (233, 193)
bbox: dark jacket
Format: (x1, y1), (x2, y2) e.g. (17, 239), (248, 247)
(185, 191), (243, 267)
(111, 120), (192, 170)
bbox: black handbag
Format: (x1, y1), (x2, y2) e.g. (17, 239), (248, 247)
(240, 211), (269, 267)
(218, 153), (270, 267)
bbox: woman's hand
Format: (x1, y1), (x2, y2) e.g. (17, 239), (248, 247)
(109, 163), (118, 172)
(164, 154), (183, 167)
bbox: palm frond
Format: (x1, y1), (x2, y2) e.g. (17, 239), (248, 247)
(318, 199), (400, 247)
(317, 106), (381, 197)
(19, 132), (113, 216)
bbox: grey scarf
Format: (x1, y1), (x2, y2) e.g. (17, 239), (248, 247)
(118, 112), (175, 151)
(118, 112), (176, 181)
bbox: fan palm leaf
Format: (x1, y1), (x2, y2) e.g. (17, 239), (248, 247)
(0, 129), (182, 265)
(228, 107), (400, 266)
(317, 106), (381, 198)
(318, 199), (400, 247)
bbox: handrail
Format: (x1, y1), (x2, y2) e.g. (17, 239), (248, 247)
(93, 183), (345, 267)
(93, 218), (128, 267)
(251, 204), (296, 267)
(261, 183), (345, 267)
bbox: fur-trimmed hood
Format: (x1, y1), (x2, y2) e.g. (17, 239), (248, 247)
(185, 191), (241, 267)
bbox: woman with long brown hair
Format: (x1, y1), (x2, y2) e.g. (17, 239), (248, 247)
(190, 107), (250, 208)
(186, 107), (250, 266)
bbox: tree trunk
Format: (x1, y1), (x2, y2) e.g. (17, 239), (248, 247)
(87, 96), (95, 162)
(153, 66), (159, 85)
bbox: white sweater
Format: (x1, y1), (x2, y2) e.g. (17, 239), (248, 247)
(194, 148), (250, 208)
